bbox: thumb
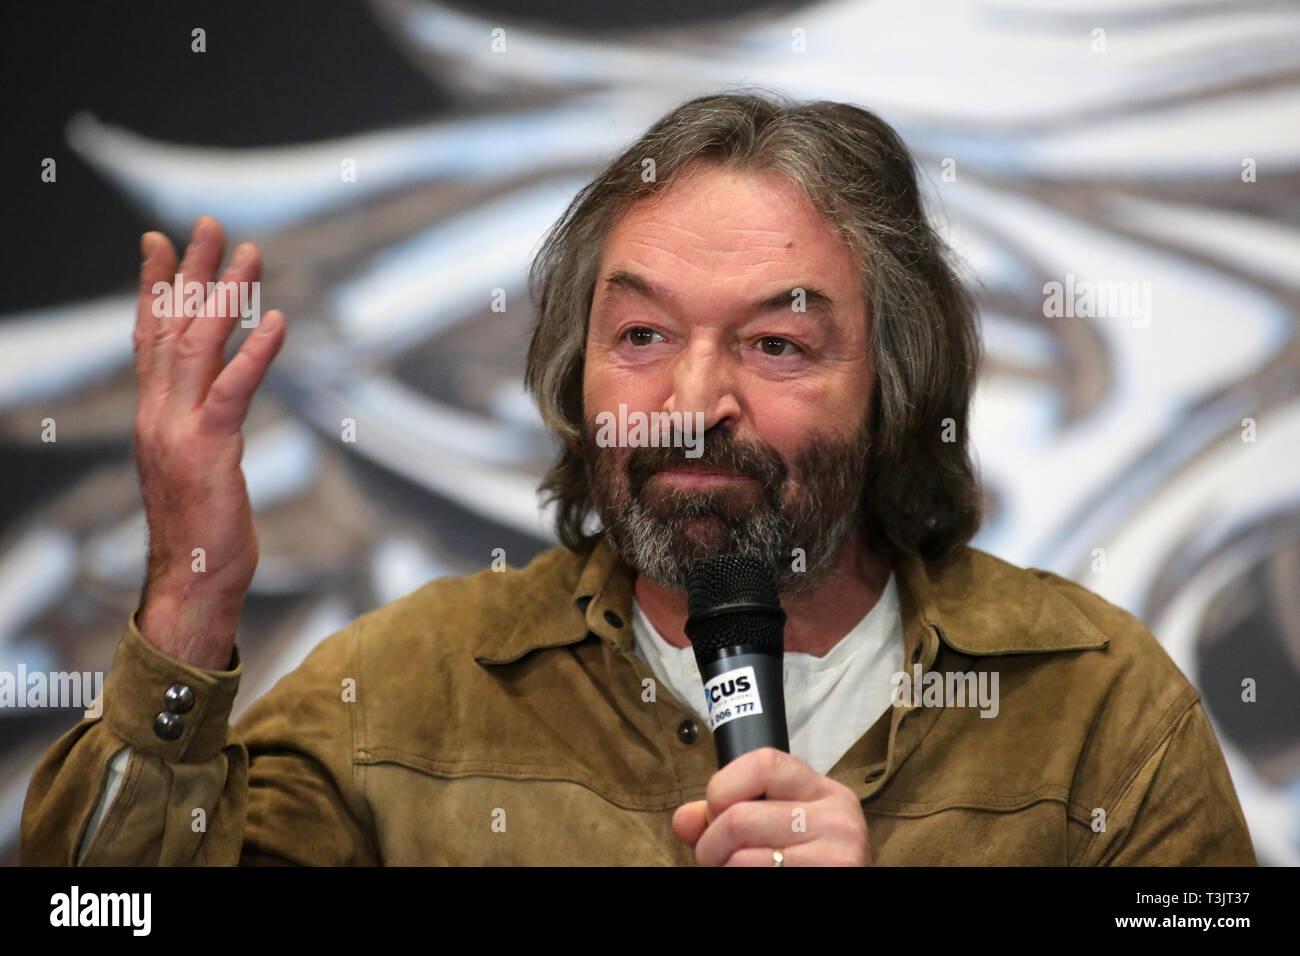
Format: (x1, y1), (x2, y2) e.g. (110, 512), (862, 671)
(672, 800), (712, 847)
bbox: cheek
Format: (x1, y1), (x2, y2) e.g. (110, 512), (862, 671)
(585, 362), (666, 416)
(744, 383), (866, 482)
(745, 388), (834, 446)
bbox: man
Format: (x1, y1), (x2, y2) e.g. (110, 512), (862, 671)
(21, 92), (1255, 866)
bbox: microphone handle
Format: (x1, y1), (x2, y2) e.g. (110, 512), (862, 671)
(698, 645), (789, 766)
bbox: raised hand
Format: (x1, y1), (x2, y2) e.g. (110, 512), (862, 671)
(132, 215), (285, 669)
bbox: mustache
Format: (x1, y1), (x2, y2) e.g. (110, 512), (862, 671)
(624, 429), (788, 496)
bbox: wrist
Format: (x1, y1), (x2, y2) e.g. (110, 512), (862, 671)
(138, 585), (244, 670)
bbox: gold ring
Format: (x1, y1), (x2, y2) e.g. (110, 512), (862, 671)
(772, 849), (784, 867)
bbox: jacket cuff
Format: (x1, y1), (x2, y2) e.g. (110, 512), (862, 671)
(101, 609), (243, 763)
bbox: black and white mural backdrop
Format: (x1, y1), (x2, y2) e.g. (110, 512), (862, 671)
(1, 0), (1297, 865)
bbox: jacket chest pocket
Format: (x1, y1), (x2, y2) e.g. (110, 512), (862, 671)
(364, 762), (693, 865)
(865, 799), (1070, 865)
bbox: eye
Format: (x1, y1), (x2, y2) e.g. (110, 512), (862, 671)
(623, 326), (664, 347)
(756, 336), (801, 357)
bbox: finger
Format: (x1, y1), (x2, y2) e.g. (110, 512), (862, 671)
(694, 799), (814, 867)
(726, 842), (866, 867)
(155, 216), (226, 384)
(177, 214), (226, 291)
(200, 309), (286, 433)
(723, 847), (799, 867)
(134, 231), (178, 398)
(671, 800), (711, 848)
(704, 747), (825, 821)
(172, 242), (263, 411)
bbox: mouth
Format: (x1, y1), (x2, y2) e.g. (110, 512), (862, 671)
(650, 468), (756, 487)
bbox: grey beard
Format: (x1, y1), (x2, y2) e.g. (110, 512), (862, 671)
(585, 414), (873, 598)
(601, 485), (862, 597)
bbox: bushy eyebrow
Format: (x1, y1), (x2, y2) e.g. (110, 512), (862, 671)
(599, 269), (839, 326)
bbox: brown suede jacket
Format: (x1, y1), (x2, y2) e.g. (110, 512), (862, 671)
(21, 538), (1257, 865)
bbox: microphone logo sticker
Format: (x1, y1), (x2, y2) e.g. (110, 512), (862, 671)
(702, 666), (763, 732)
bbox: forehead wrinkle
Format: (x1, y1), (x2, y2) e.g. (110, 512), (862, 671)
(617, 239), (818, 285)
(623, 219), (714, 246)
(620, 236), (714, 276)
(628, 225), (805, 258)
(709, 222), (794, 235)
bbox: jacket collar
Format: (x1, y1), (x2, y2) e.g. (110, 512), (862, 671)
(474, 536), (1110, 666)
(893, 546), (1110, 656)
(472, 539), (626, 666)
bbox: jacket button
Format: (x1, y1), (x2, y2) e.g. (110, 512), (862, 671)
(164, 684), (195, 714)
(604, 610), (624, 628)
(677, 720), (698, 745)
(153, 712), (184, 741)
(865, 768), (884, 783)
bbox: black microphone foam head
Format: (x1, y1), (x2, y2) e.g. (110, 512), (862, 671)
(685, 554), (786, 657)
(686, 554), (780, 617)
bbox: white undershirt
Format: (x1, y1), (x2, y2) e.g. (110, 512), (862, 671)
(631, 572), (905, 775)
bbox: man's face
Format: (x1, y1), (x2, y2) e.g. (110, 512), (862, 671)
(582, 162), (875, 593)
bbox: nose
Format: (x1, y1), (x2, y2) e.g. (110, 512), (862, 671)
(662, 336), (741, 432)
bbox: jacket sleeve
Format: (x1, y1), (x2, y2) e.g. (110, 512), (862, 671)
(20, 608), (380, 866)
(1082, 699), (1258, 866)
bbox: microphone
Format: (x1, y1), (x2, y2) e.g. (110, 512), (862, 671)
(685, 554), (790, 766)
